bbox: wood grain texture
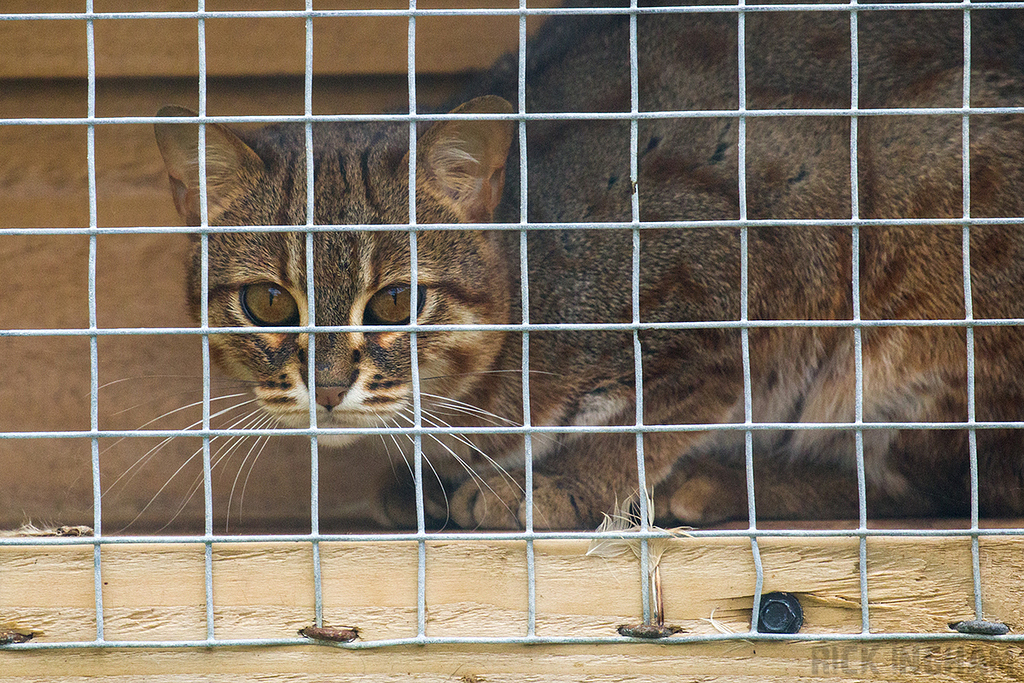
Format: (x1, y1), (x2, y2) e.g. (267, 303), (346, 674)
(2, 537), (1023, 680)
(3, 642), (1021, 682)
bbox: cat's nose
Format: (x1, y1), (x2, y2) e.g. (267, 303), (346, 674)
(315, 385), (347, 411)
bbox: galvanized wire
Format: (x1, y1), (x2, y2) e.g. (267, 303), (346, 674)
(0, 0), (1017, 653)
(85, 0), (105, 644)
(3, 2), (1024, 21)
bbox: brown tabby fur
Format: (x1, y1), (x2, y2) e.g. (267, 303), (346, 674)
(155, 2), (1024, 529)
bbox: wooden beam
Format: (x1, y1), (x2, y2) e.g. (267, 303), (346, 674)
(2, 536), (1023, 680)
(2, 640), (1021, 682)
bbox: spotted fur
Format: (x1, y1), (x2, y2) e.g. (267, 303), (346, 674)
(156, 4), (1024, 529)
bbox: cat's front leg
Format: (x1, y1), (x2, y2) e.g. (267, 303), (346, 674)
(656, 458), (756, 525)
(448, 470), (527, 529)
(377, 468), (455, 530)
(448, 431), (656, 530)
(448, 455), (758, 530)
(658, 456), (865, 525)
(449, 470), (612, 530)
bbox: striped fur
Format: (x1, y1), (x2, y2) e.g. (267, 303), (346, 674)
(156, 6), (1024, 529)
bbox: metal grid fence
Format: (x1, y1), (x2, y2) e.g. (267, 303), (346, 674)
(2, 0), (1024, 652)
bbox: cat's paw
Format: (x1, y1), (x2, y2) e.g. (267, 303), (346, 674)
(666, 473), (748, 526)
(449, 473), (600, 530)
(449, 472), (526, 529)
(377, 472), (453, 530)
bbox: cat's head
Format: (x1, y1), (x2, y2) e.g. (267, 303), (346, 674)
(154, 97), (515, 444)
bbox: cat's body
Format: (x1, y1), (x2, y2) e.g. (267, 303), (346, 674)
(156, 3), (1024, 529)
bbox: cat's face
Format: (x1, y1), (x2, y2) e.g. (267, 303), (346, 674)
(194, 229), (510, 445)
(156, 97), (514, 444)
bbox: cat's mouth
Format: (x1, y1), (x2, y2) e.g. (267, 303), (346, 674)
(261, 401), (408, 444)
(316, 407), (394, 427)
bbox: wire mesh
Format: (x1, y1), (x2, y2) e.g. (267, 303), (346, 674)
(1, 0), (1022, 654)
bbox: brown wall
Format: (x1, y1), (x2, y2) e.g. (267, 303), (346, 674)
(1, 0), (549, 532)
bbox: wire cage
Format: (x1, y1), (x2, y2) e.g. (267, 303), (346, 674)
(2, 0), (1024, 680)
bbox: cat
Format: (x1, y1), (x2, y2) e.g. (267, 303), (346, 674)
(154, 1), (1024, 530)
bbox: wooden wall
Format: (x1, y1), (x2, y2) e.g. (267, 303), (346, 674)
(0, 0), (549, 532)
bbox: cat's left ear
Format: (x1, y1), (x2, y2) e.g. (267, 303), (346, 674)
(416, 96), (514, 223)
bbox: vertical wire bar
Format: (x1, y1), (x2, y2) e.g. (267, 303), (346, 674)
(849, 0), (870, 635)
(304, 0), (324, 628)
(961, 4), (983, 620)
(737, 0), (764, 635)
(85, 0), (104, 643)
(518, 0), (537, 638)
(407, 0), (427, 640)
(196, 0), (216, 642)
(628, 0), (652, 627)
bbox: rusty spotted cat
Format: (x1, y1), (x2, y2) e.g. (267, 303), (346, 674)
(155, 2), (1024, 529)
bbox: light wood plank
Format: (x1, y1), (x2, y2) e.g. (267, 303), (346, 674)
(2, 640), (1022, 682)
(2, 537), (1022, 680)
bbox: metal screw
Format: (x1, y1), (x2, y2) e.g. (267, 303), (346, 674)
(756, 592), (803, 634)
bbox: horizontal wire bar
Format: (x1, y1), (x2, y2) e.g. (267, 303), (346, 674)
(3, 629), (1023, 652)
(1, 525), (1022, 548)
(3, 419), (1023, 441)
(8, 215), (1024, 237)
(2, 318), (1022, 339)
(3, 2), (1024, 22)
(4, 105), (1024, 127)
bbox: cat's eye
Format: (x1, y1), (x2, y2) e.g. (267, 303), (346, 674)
(364, 284), (427, 325)
(240, 282), (300, 326)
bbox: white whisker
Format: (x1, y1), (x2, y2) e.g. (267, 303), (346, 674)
(107, 386), (251, 419)
(419, 410), (526, 497)
(211, 407), (271, 482)
(395, 409), (516, 525)
(377, 415), (415, 481)
(100, 393), (255, 472)
(420, 393), (557, 453)
(230, 413), (280, 530)
(420, 393), (519, 426)
(151, 403), (264, 505)
(116, 439), (206, 533)
(108, 393), (266, 532)
(390, 410), (455, 525)
(237, 431), (275, 519)
(174, 406), (270, 523)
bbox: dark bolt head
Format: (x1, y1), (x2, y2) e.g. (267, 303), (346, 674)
(756, 592), (803, 634)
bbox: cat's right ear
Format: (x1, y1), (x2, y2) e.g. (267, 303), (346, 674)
(416, 96), (514, 223)
(154, 105), (264, 228)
